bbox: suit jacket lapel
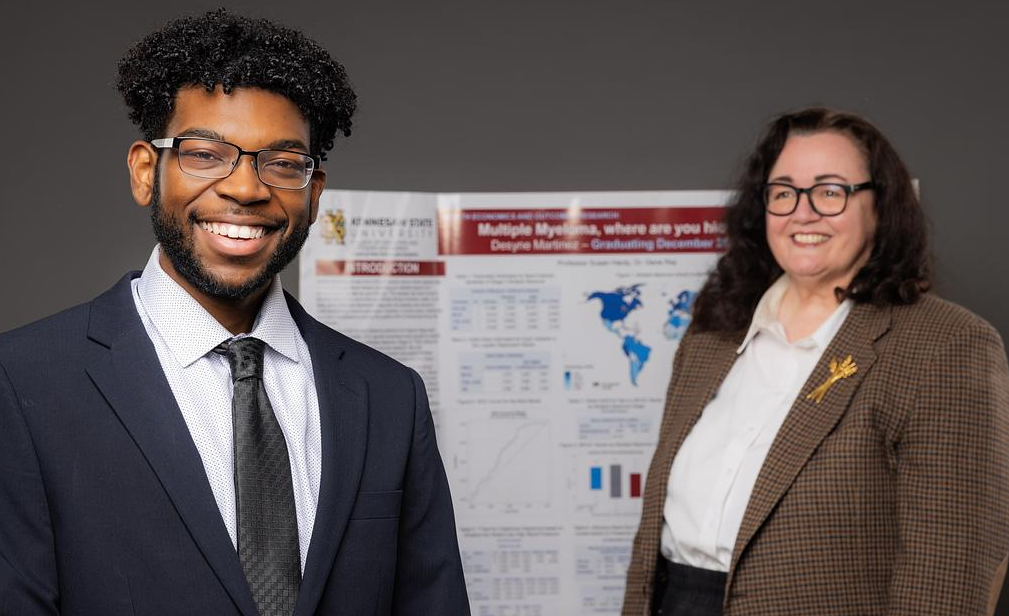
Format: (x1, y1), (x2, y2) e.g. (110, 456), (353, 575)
(287, 296), (369, 616)
(84, 274), (259, 616)
(727, 302), (891, 587)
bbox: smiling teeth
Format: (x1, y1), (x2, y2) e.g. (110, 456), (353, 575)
(199, 221), (266, 239)
(794, 233), (828, 244)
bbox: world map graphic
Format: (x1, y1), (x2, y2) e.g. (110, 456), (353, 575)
(586, 285), (697, 386)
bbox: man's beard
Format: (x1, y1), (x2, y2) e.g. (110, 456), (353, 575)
(149, 170), (310, 300)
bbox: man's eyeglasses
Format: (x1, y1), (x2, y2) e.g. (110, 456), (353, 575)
(764, 181), (874, 216)
(150, 137), (320, 190)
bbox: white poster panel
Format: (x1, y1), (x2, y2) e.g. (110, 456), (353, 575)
(300, 190), (729, 615)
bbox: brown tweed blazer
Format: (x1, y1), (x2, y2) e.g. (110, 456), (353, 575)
(622, 294), (1009, 616)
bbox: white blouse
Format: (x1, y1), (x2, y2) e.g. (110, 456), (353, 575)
(660, 275), (852, 571)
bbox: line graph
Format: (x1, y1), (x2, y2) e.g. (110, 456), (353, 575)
(460, 418), (551, 509)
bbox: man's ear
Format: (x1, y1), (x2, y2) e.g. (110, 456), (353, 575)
(127, 141), (159, 207)
(308, 168), (327, 224)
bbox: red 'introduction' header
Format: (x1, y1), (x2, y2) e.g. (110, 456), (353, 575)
(438, 207), (726, 255)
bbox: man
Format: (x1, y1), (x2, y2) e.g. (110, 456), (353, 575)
(0, 10), (469, 616)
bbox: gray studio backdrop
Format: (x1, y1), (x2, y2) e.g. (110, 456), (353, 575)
(1, 2), (1006, 341)
(2, 0), (1008, 612)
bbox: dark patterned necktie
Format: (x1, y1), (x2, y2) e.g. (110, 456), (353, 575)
(221, 337), (301, 616)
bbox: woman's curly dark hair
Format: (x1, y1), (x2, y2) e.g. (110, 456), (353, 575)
(691, 107), (931, 332)
(116, 8), (356, 159)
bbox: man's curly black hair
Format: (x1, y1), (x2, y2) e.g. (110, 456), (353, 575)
(116, 8), (356, 160)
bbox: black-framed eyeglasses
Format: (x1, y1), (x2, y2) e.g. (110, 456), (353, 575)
(151, 137), (320, 190)
(764, 181), (874, 216)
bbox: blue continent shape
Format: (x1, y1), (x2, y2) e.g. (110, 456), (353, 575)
(622, 335), (652, 386)
(663, 289), (697, 341)
(586, 284), (644, 333)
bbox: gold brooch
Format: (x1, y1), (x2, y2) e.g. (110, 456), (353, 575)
(806, 355), (858, 404)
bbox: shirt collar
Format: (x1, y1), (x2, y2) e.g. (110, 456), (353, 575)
(246, 274), (301, 363)
(136, 246), (301, 367)
(736, 274), (853, 354)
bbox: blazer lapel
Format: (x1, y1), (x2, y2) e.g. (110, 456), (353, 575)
(84, 274), (259, 616)
(634, 329), (744, 599)
(653, 331), (746, 490)
(727, 302), (891, 586)
(287, 296), (370, 616)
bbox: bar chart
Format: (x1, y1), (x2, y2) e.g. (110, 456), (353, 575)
(568, 451), (649, 517)
(588, 464), (642, 499)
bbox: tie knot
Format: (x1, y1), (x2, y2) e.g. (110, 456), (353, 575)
(221, 337), (266, 382)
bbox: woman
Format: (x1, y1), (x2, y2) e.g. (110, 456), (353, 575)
(622, 107), (1009, 616)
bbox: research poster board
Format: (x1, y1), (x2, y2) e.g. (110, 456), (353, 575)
(300, 190), (728, 615)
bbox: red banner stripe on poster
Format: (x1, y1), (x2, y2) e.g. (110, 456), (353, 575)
(316, 260), (446, 276)
(438, 206), (727, 255)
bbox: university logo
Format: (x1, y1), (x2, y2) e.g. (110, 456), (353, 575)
(320, 208), (346, 244)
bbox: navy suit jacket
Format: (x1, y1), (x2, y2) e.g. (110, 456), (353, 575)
(0, 273), (470, 615)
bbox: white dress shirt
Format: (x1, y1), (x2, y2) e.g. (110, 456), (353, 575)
(660, 275), (853, 571)
(131, 246), (322, 571)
